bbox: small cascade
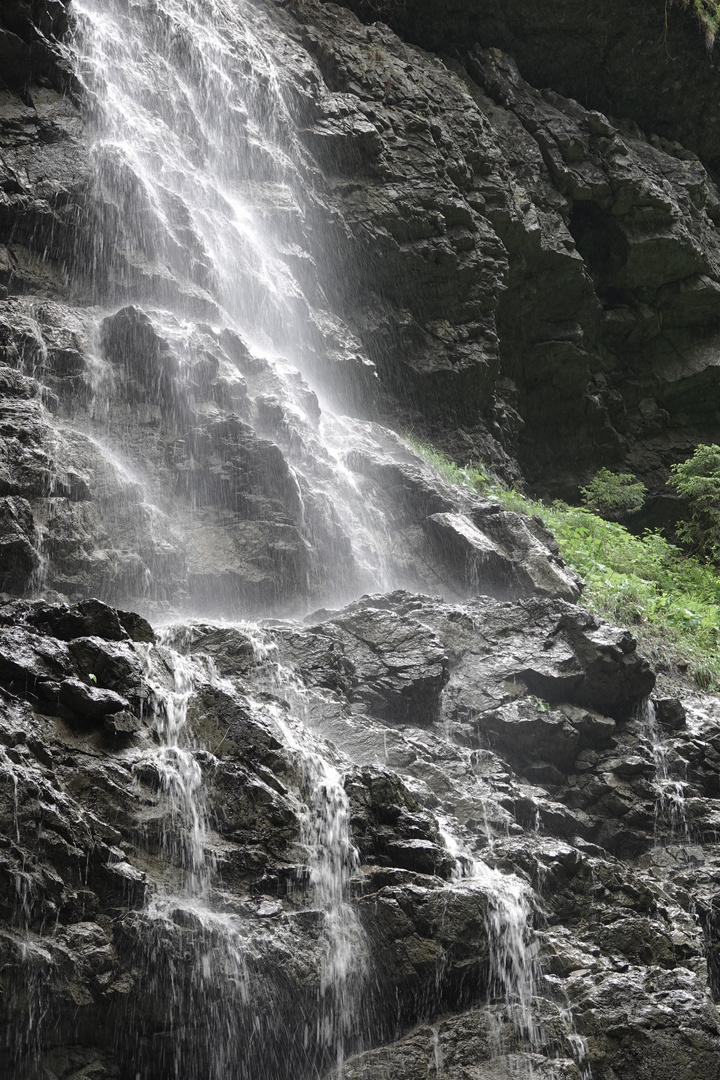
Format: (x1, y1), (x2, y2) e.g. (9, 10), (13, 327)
(153, 619), (369, 1074)
(440, 822), (593, 1079)
(129, 638), (251, 1080)
(479, 862), (539, 1056)
(638, 698), (690, 845)
(246, 634), (369, 1075)
(135, 637), (213, 896)
(285, 723), (367, 1076)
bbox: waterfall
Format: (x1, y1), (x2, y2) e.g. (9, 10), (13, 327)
(67, 0), (405, 616)
(245, 630), (369, 1075)
(128, 640), (252, 1079)
(638, 698), (690, 845)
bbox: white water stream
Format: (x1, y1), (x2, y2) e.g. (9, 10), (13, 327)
(69, 0), (405, 612)
(638, 698), (690, 845)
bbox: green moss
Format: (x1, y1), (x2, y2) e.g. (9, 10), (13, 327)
(406, 434), (720, 690)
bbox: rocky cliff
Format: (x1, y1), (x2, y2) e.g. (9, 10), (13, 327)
(4, 590), (720, 1080)
(3, 1), (720, 1079)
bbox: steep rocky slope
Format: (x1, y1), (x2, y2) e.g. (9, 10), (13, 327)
(3, 2), (720, 1079)
(339, 0), (720, 173)
(297, 0), (720, 503)
(3, 592), (720, 1080)
(5, 0), (720, 518)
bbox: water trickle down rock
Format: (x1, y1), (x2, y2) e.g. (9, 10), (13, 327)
(2, 589), (720, 1077)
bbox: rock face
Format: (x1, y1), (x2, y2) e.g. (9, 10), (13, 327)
(3, 2), (720, 1080)
(0, 289), (582, 612)
(341, 0), (720, 174)
(4, 0), (720, 597)
(285, 0), (720, 503)
(1, 592), (720, 1080)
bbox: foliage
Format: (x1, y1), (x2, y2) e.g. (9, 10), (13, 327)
(684, 0), (720, 45)
(579, 467), (646, 521)
(405, 433), (720, 690)
(669, 443), (720, 562)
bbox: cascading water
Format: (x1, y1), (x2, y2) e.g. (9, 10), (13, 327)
(127, 640), (253, 1079)
(440, 824), (593, 1080)
(638, 698), (690, 845)
(68, 0), (405, 616)
(273, 712), (368, 1076)
(239, 629), (369, 1074)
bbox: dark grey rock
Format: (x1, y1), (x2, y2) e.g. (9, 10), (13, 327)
(103, 709), (143, 736)
(68, 637), (143, 698)
(31, 598), (130, 642)
(59, 677), (129, 721)
(654, 696), (687, 730)
(0, 591), (718, 1080)
(317, 603), (450, 724)
(0, 496), (38, 592)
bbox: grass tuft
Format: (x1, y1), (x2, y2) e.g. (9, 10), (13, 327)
(405, 434), (720, 691)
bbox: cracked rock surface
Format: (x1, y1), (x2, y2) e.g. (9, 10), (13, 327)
(1, 593), (719, 1078)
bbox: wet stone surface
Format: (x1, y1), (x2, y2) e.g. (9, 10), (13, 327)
(0, 593), (718, 1078)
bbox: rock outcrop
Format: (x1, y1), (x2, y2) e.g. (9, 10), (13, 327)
(283, 0), (720, 504)
(1, 593), (719, 1080)
(340, 0), (720, 174)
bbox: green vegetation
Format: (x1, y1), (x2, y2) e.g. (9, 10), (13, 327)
(405, 434), (720, 690)
(580, 467), (646, 522)
(684, 0), (720, 45)
(669, 443), (720, 562)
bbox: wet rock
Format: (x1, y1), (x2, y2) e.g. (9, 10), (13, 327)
(320, 604), (450, 724)
(103, 709), (143, 737)
(173, 414), (303, 521)
(560, 703), (616, 749)
(31, 598), (130, 642)
(383, 839), (456, 878)
(171, 625), (256, 679)
(655, 697), (687, 731)
(186, 684), (287, 771)
(68, 638), (143, 698)
(101, 307), (180, 408)
(0, 624), (72, 690)
(58, 677), (130, 722)
(475, 701), (580, 771)
(389, 592), (656, 721)
(0, 495), (38, 592)
(424, 511), (531, 600)
(0, 29), (33, 87)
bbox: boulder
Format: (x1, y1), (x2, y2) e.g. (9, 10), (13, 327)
(320, 604), (450, 724)
(58, 677), (130, 722)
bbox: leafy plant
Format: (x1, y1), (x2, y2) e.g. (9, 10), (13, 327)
(528, 696), (552, 713)
(669, 443), (720, 562)
(580, 467), (646, 521)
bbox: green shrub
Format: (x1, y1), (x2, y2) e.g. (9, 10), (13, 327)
(406, 434), (720, 691)
(669, 443), (720, 562)
(579, 467), (646, 521)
